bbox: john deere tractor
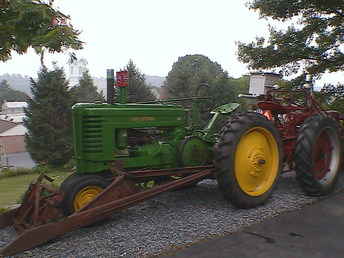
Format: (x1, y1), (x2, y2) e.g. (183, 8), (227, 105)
(60, 70), (242, 214)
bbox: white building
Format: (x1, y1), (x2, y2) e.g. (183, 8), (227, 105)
(0, 101), (28, 154)
(249, 72), (282, 96)
(1, 101), (27, 115)
(68, 58), (88, 86)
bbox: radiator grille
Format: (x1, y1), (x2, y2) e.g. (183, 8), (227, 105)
(82, 116), (103, 153)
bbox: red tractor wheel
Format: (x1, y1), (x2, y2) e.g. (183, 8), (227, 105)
(294, 115), (342, 196)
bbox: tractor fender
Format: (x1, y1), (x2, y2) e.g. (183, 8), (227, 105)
(210, 103), (240, 115)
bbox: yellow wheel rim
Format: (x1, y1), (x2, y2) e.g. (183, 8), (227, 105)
(234, 126), (279, 196)
(73, 186), (103, 211)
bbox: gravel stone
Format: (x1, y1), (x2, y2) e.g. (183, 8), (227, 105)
(1, 172), (343, 258)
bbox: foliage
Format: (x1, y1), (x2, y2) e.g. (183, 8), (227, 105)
(0, 207), (9, 214)
(229, 76), (250, 97)
(237, 0), (344, 83)
(0, 0), (82, 64)
(165, 54), (227, 97)
(124, 60), (156, 103)
(164, 54), (237, 119)
(70, 70), (105, 104)
(0, 164), (62, 179)
(24, 66), (73, 166)
(0, 167), (34, 180)
(228, 76), (250, 110)
(321, 83), (344, 99)
(320, 83), (344, 113)
(327, 98), (344, 113)
(0, 79), (29, 106)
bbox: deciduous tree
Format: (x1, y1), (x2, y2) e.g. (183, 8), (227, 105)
(164, 54), (237, 114)
(0, 0), (82, 66)
(237, 0), (344, 83)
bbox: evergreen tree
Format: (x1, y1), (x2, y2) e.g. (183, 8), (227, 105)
(24, 67), (73, 166)
(237, 0), (344, 83)
(125, 60), (156, 103)
(0, 79), (29, 106)
(70, 70), (105, 103)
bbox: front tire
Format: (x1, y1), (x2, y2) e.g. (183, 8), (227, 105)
(295, 115), (342, 196)
(60, 174), (110, 215)
(215, 112), (283, 208)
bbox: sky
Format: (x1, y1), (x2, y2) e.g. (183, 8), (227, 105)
(0, 0), (342, 86)
(0, 0), (271, 78)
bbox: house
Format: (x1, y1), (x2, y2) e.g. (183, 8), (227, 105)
(68, 58), (88, 86)
(1, 101), (27, 116)
(0, 101), (28, 154)
(0, 119), (27, 154)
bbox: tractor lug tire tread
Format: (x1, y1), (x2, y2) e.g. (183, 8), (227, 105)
(214, 112), (283, 209)
(294, 115), (342, 196)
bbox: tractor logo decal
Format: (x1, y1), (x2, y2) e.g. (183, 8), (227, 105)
(131, 116), (156, 122)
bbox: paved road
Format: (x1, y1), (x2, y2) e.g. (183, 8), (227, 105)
(161, 192), (344, 258)
(3, 152), (36, 169)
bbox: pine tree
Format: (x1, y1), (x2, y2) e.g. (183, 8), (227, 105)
(24, 67), (73, 166)
(125, 60), (156, 103)
(70, 70), (105, 103)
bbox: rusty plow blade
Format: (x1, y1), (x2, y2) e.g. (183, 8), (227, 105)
(0, 167), (213, 256)
(0, 173), (64, 232)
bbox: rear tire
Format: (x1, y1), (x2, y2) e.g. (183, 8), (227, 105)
(295, 115), (342, 196)
(215, 112), (283, 208)
(60, 173), (110, 215)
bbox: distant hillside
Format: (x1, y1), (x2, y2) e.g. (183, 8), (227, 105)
(146, 75), (165, 87)
(0, 74), (165, 98)
(0, 74), (32, 95)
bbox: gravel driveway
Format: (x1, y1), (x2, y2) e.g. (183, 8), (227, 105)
(1, 172), (340, 258)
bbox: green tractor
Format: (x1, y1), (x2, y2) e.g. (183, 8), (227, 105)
(59, 69), (282, 214)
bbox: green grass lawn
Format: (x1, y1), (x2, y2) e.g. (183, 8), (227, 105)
(0, 171), (71, 208)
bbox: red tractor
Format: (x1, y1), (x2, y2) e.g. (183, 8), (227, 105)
(215, 73), (343, 208)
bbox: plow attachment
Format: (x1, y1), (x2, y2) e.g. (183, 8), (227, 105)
(0, 166), (214, 256)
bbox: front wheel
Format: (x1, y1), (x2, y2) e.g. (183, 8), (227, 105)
(60, 174), (110, 215)
(215, 112), (283, 208)
(294, 115), (342, 196)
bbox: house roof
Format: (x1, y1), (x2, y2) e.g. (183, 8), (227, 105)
(2, 102), (28, 108)
(0, 114), (25, 123)
(0, 119), (17, 134)
(0, 123), (26, 137)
